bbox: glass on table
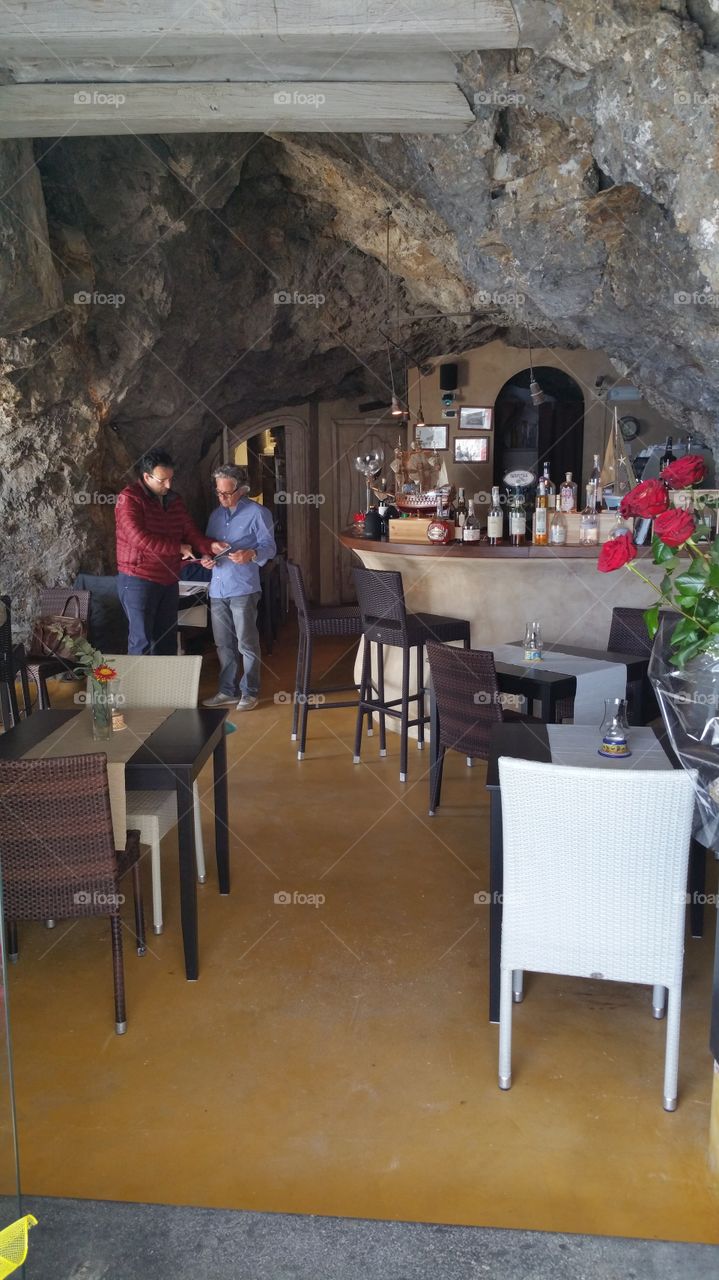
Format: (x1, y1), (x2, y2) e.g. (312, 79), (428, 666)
(598, 697), (631, 758)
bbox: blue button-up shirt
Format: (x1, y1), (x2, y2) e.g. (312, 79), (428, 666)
(206, 498), (277, 599)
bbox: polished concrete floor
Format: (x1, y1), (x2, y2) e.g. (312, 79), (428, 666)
(6, 628), (719, 1244)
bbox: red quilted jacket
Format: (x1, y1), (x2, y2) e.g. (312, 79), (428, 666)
(115, 481), (214, 585)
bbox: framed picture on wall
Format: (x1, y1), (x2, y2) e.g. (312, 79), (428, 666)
(414, 424), (448, 450)
(459, 406), (493, 431)
(453, 436), (489, 464)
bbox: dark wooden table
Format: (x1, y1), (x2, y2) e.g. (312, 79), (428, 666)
(0, 707), (229, 981)
(493, 640), (650, 725)
(484, 721), (707, 1023)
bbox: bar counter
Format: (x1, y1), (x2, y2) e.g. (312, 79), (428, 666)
(340, 533), (664, 727)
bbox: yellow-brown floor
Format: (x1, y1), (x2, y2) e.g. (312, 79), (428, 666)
(7, 631), (719, 1242)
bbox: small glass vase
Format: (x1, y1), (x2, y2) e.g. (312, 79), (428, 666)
(598, 697), (631, 758)
(90, 678), (117, 741)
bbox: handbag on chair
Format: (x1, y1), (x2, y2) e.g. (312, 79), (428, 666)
(29, 594), (87, 659)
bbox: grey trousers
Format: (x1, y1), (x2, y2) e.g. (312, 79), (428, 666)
(210, 592), (262, 698)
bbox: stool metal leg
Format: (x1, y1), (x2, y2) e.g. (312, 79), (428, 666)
(291, 630), (306, 741)
(353, 638), (372, 764)
(377, 644), (387, 757)
(400, 645), (410, 782)
(297, 636), (313, 760)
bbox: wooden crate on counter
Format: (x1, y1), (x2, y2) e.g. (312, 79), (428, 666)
(563, 511), (619, 545)
(388, 517), (434, 543)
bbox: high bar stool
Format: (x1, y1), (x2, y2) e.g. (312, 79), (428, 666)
(287, 562), (366, 760)
(352, 566), (471, 782)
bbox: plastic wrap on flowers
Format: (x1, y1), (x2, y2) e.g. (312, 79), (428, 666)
(649, 614), (719, 848)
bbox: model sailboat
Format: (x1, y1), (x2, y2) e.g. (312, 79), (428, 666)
(600, 407), (636, 496)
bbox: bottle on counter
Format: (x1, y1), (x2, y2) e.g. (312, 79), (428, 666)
(486, 486), (504, 545)
(462, 498), (481, 544)
(533, 474), (549, 546)
(586, 454), (603, 512)
(455, 487), (468, 541)
(427, 495), (454, 545)
(660, 435), (676, 472)
(549, 504), (567, 546)
(579, 503), (599, 546)
(559, 471), (578, 513)
(508, 491), (526, 546)
(541, 461), (556, 509)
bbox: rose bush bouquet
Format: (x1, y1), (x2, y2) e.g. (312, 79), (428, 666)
(598, 454), (719, 668)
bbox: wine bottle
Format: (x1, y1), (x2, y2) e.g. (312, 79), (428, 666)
(508, 492), (526, 546)
(541, 461), (556, 509)
(462, 498), (481, 544)
(660, 436), (676, 471)
(559, 471), (577, 513)
(534, 474), (549, 546)
(549, 505), (567, 545)
(587, 453), (603, 511)
(455, 486), (468, 541)
(486, 486), (504, 545)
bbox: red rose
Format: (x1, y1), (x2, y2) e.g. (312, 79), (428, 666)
(597, 533), (638, 572)
(653, 507), (695, 547)
(620, 478), (669, 518)
(660, 454), (706, 489)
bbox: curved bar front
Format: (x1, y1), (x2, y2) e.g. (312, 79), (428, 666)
(340, 533), (664, 741)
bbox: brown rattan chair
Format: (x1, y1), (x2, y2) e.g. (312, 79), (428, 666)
(352, 567), (471, 783)
(0, 596), (32, 730)
(287, 561), (366, 759)
(426, 641), (539, 815)
(0, 754), (147, 1033)
(24, 588), (92, 710)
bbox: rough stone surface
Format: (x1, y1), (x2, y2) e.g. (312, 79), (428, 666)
(1, 1), (719, 622)
(0, 139), (63, 335)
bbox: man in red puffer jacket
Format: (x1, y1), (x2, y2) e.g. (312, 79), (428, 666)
(115, 448), (228, 654)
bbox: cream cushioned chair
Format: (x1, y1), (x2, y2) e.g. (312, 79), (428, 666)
(497, 757), (696, 1111)
(106, 655), (206, 935)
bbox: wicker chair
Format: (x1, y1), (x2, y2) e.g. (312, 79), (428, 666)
(0, 754), (146, 1034)
(352, 567), (471, 783)
(0, 596), (32, 730)
(287, 561), (365, 760)
(104, 654), (206, 934)
(426, 641), (538, 815)
(497, 757), (695, 1110)
(24, 588), (92, 709)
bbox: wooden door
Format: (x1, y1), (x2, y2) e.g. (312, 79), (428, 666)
(332, 417), (404, 603)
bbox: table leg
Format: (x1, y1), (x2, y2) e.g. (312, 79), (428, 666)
(540, 684), (555, 724)
(213, 731), (230, 895)
(175, 766), (199, 981)
(489, 788), (503, 1024)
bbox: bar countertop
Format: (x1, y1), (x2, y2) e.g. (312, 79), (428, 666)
(339, 531), (654, 559)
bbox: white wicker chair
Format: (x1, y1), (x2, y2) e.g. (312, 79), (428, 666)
(106, 655), (206, 935)
(497, 758), (696, 1111)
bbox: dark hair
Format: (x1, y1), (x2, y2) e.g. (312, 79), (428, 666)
(137, 448), (174, 477)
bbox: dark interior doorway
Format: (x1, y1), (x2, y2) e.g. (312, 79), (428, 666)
(493, 367), (585, 489)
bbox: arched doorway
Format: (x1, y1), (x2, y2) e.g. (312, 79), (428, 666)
(493, 367), (584, 490)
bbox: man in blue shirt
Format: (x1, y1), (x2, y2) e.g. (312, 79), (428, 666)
(201, 464), (276, 711)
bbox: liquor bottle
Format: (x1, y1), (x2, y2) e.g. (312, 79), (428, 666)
(533, 475), (549, 545)
(579, 503), (598, 545)
(559, 471), (578, 513)
(549, 505), (567, 546)
(486, 486), (504, 545)
(508, 491), (526, 546)
(455, 487), (468, 541)
(427, 495), (454, 545)
(586, 453), (603, 511)
(660, 436), (676, 471)
(541, 461), (556, 509)
(462, 498), (481, 544)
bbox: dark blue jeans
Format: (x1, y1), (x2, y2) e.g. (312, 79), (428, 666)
(117, 573), (179, 655)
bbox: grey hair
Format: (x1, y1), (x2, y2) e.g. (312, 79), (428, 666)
(212, 463), (250, 493)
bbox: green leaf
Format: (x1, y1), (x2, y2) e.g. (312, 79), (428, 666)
(708, 564), (719, 591)
(659, 572), (675, 596)
(652, 535), (677, 565)
(643, 603), (660, 639)
(675, 565), (709, 595)
(670, 616), (699, 644)
(673, 637), (710, 668)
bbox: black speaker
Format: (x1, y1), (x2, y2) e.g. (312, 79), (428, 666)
(439, 363), (458, 393)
